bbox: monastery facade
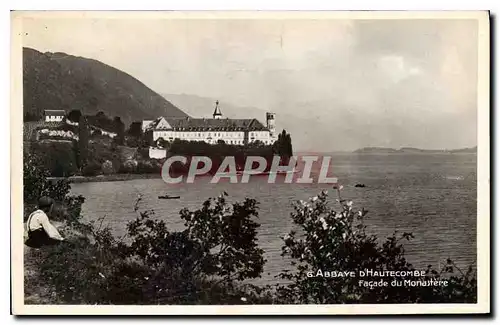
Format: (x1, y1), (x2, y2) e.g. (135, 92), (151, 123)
(142, 101), (277, 146)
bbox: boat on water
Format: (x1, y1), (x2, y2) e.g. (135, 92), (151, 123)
(158, 195), (181, 199)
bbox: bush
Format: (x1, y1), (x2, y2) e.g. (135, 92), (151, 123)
(82, 161), (102, 177)
(136, 160), (161, 174)
(125, 136), (140, 148)
(101, 160), (114, 175)
(32, 193), (268, 304)
(120, 159), (138, 173)
(276, 187), (477, 304)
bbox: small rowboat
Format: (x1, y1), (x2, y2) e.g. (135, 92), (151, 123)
(158, 195), (181, 199)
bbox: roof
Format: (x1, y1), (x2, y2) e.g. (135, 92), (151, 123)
(213, 100), (222, 117)
(44, 110), (66, 116)
(146, 117), (268, 132)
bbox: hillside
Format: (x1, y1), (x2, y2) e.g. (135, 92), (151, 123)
(23, 47), (188, 125)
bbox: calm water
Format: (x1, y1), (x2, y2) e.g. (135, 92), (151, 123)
(71, 153), (477, 285)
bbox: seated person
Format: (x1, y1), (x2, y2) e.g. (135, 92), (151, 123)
(25, 196), (65, 248)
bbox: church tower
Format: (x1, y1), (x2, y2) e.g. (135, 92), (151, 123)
(213, 100), (223, 119)
(266, 112), (276, 138)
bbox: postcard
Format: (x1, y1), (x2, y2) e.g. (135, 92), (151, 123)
(11, 10), (490, 315)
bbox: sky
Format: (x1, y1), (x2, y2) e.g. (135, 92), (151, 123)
(21, 13), (480, 151)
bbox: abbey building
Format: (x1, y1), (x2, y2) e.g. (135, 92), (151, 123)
(142, 101), (277, 146)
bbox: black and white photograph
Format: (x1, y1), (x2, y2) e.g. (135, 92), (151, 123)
(11, 11), (490, 315)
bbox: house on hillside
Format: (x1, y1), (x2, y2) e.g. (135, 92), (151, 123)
(143, 101), (277, 146)
(44, 110), (66, 122)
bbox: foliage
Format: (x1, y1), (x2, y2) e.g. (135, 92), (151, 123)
(77, 115), (90, 169)
(67, 110), (82, 123)
(87, 142), (121, 171)
(53, 123), (78, 133)
(101, 160), (114, 175)
(273, 130), (293, 158)
(120, 159), (138, 173)
(24, 112), (39, 122)
(143, 130), (155, 146)
(276, 187), (477, 304)
(92, 128), (103, 136)
(113, 116), (125, 145)
(30, 142), (78, 177)
(82, 161), (102, 177)
(23, 151), (84, 223)
(127, 121), (143, 138)
(23, 151), (71, 205)
(31, 191), (268, 304)
(86, 112), (115, 133)
(135, 160), (162, 174)
(177, 193), (266, 282)
(124, 136), (140, 148)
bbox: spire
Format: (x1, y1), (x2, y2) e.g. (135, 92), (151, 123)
(213, 100), (222, 119)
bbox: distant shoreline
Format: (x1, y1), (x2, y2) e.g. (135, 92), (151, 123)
(48, 173), (163, 184)
(352, 146), (477, 154)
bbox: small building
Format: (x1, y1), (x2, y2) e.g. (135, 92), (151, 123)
(149, 147), (167, 159)
(44, 110), (66, 122)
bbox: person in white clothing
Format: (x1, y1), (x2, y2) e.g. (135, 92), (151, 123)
(25, 196), (65, 248)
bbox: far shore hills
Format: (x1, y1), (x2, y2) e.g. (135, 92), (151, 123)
(352, 146), (477, 154)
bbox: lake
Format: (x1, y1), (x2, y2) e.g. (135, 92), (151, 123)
(70, 153), (477, 285)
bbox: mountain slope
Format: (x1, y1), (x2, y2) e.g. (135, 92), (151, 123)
(23, 47), (188, 125)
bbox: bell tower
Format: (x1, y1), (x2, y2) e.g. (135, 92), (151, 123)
(266, 112), (276, 138)
(213, 100), (223, 119)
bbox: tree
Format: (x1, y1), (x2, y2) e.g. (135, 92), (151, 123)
(127, 121), (143, 138)
(67, 110), (82, 123)
(113, 116), (125, 145)
(24, 112), (39, 122)
(96, 111), (106, 119)
(77, 115), (90, 169)
(22, 150), (83, 224)
(284, 132), (293, 157)
(23, 151), (70, 205)
(143, 130), (154, 147)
